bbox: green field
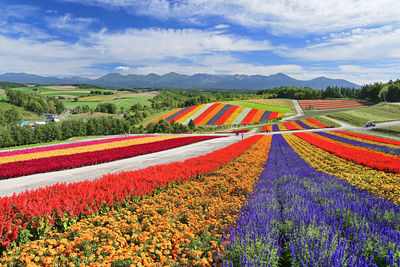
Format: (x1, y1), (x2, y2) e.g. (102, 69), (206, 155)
(42, 92), (90, 97)
(222, 100), (291, 113)
(63, 94), (153, 111)
(327, 103), (400, 126)
(244, 99), (296, 113)
(313, 116), (342, 128)
(371, 126), (400, 138)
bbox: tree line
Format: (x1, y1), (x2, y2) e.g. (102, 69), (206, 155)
(256, 81), (400, 103)
(0, 117), (131, 148)
(256, 86), (360, 100)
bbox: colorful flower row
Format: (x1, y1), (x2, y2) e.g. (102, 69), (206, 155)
(0, 136), (221, 179)
(335, 130), (400, 146)
(261, 118), (332, 132)
(0, 136), (173, 165)
(0, 135), (270, 265)
(316, 131), (400, 155)
(155, 103), (285, 126)
(0, 135), (150, 158)
(294, 132), (400, 174)
(285, 133), (400, 205)
(222, 134), (400, 266)
(0, 135), (262, 252)
(298, 99), (371, 110)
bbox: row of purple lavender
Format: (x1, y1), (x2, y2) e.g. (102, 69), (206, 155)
(222, 134), (400, 266)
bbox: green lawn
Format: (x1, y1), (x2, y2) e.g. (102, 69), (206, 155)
(327, 103), (400, 126)
(64, 113), (116, 121)
(371, 126), (400, 138)
(222, 100), (291, 113)
(244, 98), (296, 113)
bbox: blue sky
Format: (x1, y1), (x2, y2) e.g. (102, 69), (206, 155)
(1, 0), (400, 84)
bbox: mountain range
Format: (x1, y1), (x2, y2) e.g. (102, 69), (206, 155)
(0, 72), (360, 90)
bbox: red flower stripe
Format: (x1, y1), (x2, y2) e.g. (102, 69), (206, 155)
(334, 131), (400, 146)
(283, 122), (301, 130)
(0, 135), (263, 250)
(240, 109), (258, 124)
(294, 132), (400, 174)
(193, 103), (219, 125)
(261, 125), (268, 132)
(306, 118), (330, 128)
(214, 105), (239, 125)
(0, 136), (150, 158)
(0, 136), (222, 180)
(268, 112), (279, 120)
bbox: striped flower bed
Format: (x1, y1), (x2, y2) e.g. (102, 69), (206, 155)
(0, 135), (223, 179)
(154, 103), (285, 125)
(2, 131), (400, 266)
(298, 99), (371, 110)
(260, 118), (332, 132)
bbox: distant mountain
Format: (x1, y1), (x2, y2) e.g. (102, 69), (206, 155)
(0, 72), (360, 90)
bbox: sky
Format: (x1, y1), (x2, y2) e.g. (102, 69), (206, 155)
(1, 0), (400, 85)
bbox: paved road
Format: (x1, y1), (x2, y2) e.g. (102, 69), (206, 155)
(0, 135), (244, 197)
(282, 100), (304, 121)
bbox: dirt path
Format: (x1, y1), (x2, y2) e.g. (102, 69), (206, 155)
(0, 135), (244, 197)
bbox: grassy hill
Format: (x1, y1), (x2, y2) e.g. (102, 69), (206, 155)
(0, 102), (41, 121)
(327, 103), (400, 126)
(222, 100), (292, 113)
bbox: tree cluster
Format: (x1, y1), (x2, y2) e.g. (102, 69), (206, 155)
(0, 82), (26, 89)
(360, 80), (400, 103)
(5, 89), (64, 114)
(95, 103), (117, 114)
(0, 107), (23, 126)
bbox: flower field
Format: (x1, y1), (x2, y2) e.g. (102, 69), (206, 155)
(154, 103), (285, 125)
(0, 135), (223, 179)
(1, 130), (400, 266)
(261, 118), (332, 132)
(298, 99), (371, 110)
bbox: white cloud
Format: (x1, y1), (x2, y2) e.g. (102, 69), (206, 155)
(214, 24), (230, 29)
(0, 4), (39, 20)
(87, 27), (271, 63)
(280, 25), (400, 61)
(60, 0), (400, 35)
(46, 13), (98, 33)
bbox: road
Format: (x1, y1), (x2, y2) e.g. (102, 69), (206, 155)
(0, 135), (244, 197)
(282, 100), (304, 121)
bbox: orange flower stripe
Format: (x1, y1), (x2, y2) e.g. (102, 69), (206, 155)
(277, 123), (288, 131)
(0, 136), (184, 164)
(0, 136), (272, 266)
(223, 106), (245, 125)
